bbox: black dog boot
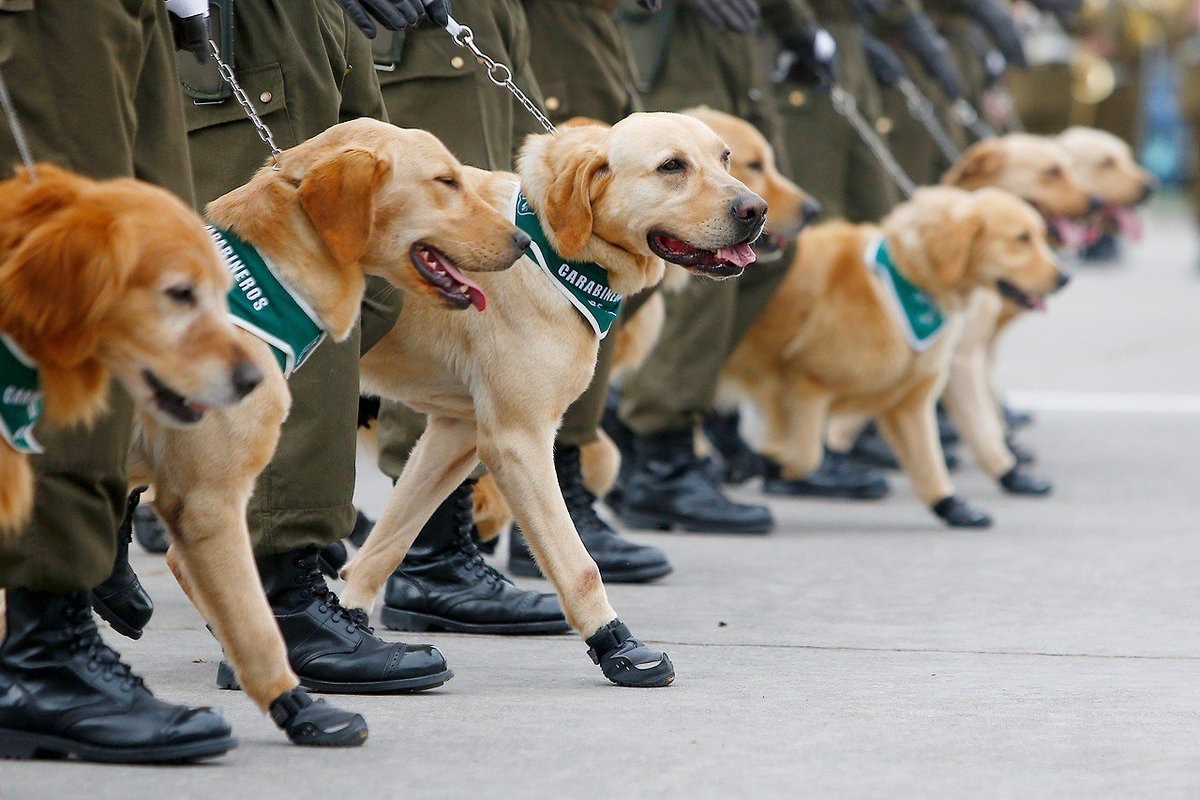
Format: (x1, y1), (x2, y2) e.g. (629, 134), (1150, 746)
(268, 687), (367, 747)
(216, 546), (452, 693)
(586, 619), (674, 687)
(0, 589), (235, 763)
(91, 490), (154, 640)
(761, 450), (891, 500)
(702, 409), (765, 484)
(932, 496), (993, 528)
(999, 466), (1052, 496)
(509, 446), (672, 584)
(132, 502), (169, 555)
(381, 481), (569, 635)
(620, 427), (773, 534)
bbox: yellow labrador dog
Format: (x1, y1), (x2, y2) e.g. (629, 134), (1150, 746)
(340, 112), (768, 687)
(129, 119), (527, 745)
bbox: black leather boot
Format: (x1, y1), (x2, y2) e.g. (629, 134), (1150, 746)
(702, 410), (765, 484)
(0, 589), (235, 763)
(620, 427), (773, 534)
(91, 490), (154, 640)
(382, 481), (569, 635)
(216, 546), (452, 693)
(599, 388), (636, 510)
(761, 450), (890, 500)
(509, 446), (672, 584)
(132, 501), (169, 555)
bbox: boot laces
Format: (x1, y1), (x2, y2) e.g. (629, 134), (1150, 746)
(555, 447), (609, 538)
(449, 488), (511, 587)
(65, 601), (142, 690)
(293, 552), (376, 634)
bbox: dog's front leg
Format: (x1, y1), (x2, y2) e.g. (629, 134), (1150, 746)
(340, 415), (478, 612)
(479, 422), (674, 688)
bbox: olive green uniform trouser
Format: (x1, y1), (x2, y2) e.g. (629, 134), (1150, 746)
(0, 0), (194, 591)
(616, 4), (793, 435)
(372, 0), (546, 479)
(184, 0), (401, 557)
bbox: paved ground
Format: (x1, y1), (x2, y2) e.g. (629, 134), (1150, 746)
(6, 198), (1200, 799)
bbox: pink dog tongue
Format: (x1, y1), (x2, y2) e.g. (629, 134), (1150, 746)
(1054, 217), (1089, 251)
(441, 259), (488, 312)
(717, 242), (757, 267)
(1113, 206), (1143, 241)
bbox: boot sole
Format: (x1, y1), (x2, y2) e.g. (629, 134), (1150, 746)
(619, 509), (771, 535)
(508, 557), (673, 584)
(761, 481), (890, 500)
(89, 593), (145, 641)
(216, 660), (453, 694)
(380, 607), (570, 636)
(0, 728), (236, 764)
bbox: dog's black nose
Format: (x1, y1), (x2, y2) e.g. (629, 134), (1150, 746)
(512, 230), (532, 254)
(801, 198), (822, 222)
(1139, 180), (1156, 203)
(1086, 195), (1105, 214)
(732, 193), (767, 225)
(232, 359), (264, 399)
(1054, 270), (1071, 291)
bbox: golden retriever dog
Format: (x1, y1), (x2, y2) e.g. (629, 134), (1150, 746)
(0, 164), (257, 534)
(1058, 125), (1155, 243)
(724, 187), (1066, 527)
(339, 112), (771, 687)
(128, 118), (527, 744)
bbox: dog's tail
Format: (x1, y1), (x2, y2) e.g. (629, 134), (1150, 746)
(0, 448), (33, 542)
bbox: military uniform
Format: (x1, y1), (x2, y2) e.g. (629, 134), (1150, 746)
(0, 0), (193, 590)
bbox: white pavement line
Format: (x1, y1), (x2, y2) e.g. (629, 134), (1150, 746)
(1007, 390), (1200, 415)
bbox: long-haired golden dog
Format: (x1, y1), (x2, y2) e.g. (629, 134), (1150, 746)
(0, 164), (257, 534)
(339, 112), (771, 687)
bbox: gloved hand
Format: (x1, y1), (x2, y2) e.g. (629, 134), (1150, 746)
(164, 0), (210, 63)
(682, 0), (759, 33)
(966, 0), (1027, 70)
(895, 10), (962, 100)
(862, 32), (909, 88)
(775, 22), (838, 89)
(335, 0), (450, 39)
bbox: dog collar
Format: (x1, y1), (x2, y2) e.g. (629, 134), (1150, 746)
(207, 225), (326, 378)
(865, 235), (945, 351)
(511, 186), (622, 339)
(0, 334), (43, 454)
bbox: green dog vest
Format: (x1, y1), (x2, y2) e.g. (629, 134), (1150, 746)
(512, 187), (622, 339)
(866, 235), (945, 351)
(207, 225), (326, 378)
(0, 334), (43, 454)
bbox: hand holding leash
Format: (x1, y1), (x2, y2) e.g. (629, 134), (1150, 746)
(894, 9), (963, 100)
(336, 0), (450, 39)
(774, 22), (838, 90)
(165, 0), (211, 63)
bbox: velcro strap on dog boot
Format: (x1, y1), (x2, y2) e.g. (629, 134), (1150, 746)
(932, 495), (993, 529)
(268, 687), (368, 747)
(585, 619), (675, 688)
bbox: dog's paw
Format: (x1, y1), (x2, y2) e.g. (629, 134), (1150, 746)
(270, 687), (368, 747)
(999, 467), (1052, 496)
(586, 619), (675, 688)
(932, 495), (993, 528)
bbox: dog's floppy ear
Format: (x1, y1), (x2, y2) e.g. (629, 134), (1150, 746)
(925, 205), (984, 286)
(543, 146), (611, 258)
(297, 146), (392, 266)
(943, 140), (1006, 187)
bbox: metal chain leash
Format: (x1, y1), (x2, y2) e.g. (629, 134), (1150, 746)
(831, 84), (916, 199)
(209, 39), (283, 169)
(0, 68), (37, 181)
(895, 78), (962, 164)
(444, 15), (557, 134)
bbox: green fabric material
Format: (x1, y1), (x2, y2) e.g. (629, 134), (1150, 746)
(208, 225), (325, 377)
(0, 335), (42, 455)
(514, 190), (622, 338)
(867, 235), (945, 350)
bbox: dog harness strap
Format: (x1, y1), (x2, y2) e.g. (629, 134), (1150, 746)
(511, 187), (622, 339)
(865, 235), (945, 351)
(0, 334), (43, 454)
(207, 225), (326, 378)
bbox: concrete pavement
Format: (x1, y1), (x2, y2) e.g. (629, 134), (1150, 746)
(4, 199), (1200, 799)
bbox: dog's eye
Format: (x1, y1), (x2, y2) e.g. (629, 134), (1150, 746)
(1044, 165), (1064, 179)
(1016, 231), (1032, 244)
(435, 176), (460, 190)
(166, 285), (197, 307)
(721, 149), (731, 164)
(746, 161), (764, 172)
(1100, 156), (1116, 169)
(658, 158), (685, 174)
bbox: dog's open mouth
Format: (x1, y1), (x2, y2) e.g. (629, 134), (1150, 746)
(1099, 203), (1143, 241)
(144, 370), (208, 424)
(647, 231), (757, 278)
(1029, 202), (1094, 251)
(752, 232), (791, 261)
(410, 244), (487, 311)
(996, 279), (1046, 312)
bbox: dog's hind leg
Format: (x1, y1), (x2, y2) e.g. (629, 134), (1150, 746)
(339, 415), (478, 612)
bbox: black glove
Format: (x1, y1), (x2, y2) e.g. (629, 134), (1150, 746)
(862, 32), (909, 88)
(335, 0), (450, 39)
(966, 0), (1027, 70)
(894, 10), (962, 100)
(682, 0), (759, 33)
(776, 22), (838, 89)
(164, 0), (210, 64)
